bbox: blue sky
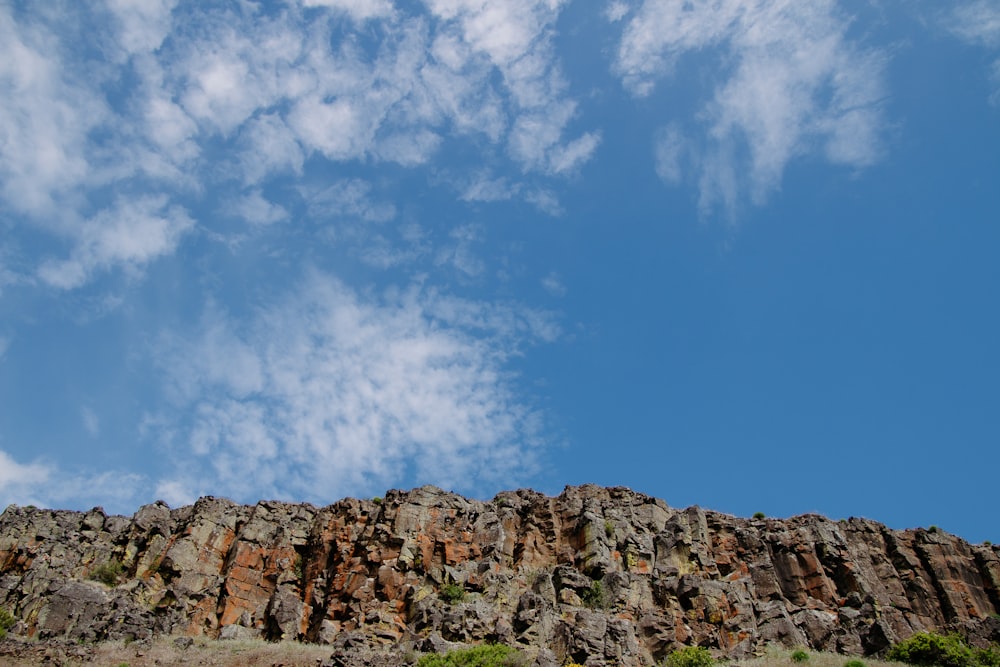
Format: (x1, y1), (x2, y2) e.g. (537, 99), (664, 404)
(0, 0), (997, 542)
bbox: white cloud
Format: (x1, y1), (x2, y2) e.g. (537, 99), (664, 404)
(375, 129), (443, 166)
(143, 95), (200, 164)
(605, 1), (630, 23)
(81, 407), (100, 438)
(613, 0), (886, 215)
(356, 224), (431, 269)
(302, 0), (396, 21)
(436, 224), (486, 278)
(106, 0), (179, 56)
(176, 34), (282, 137)
(237, 113), (305, 184)
(231, 190), (288, 226)
(147, 271), (556, 503)
(547, 131), (602, 174)
(0, 448), (142, 512)
(541, 271), (566, 297)
(1, 2), (599, 293)
(0, 250), (21, 296)
(0, 449), (51, 508)
(950, 1), (1000, 46)
(302, 179), (397, 223)
(37, 196), (195, 290)
(154, 479), (195, 508)
(424, 0), (600, 174)
(460, 172), (518, 202)
(525, 188), (563, 216)
(950, 2), (1000, 105)
(0, 8), (108, 219)
(654, 123), (685, 185)
(152, 2), (593, 177)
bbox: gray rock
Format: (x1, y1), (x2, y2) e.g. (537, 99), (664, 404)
(0, 485), (998, 666)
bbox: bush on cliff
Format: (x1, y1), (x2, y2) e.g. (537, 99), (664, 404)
(439, 583), (466, 604)
(0, 607), (15, 638)
(582, 580), (607, 609)
(416, 643), (525, 667)
(887, 632), (1000, 667)
(662, 646), (715, 667)
(89, 559), (124, 587)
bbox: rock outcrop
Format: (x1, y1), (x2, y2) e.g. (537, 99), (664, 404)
(0, 485), (997, 666)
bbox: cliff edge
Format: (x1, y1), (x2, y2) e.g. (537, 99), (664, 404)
(1, 485), (997, 666)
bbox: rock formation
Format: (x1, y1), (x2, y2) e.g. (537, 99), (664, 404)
(0, 485), (997, 666)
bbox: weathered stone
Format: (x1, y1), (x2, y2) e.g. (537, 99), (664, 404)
(218, 624), (259, 640)
(0, 485), (997, 666)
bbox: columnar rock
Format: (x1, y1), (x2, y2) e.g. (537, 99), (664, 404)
(0, 485), (997, 666)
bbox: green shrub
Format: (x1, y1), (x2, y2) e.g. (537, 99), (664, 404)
(753, 512), (766, 520)
(928, 526), (939, 533)
(581, 581), (607, 609)
(844, 660), (866, 667)
(791, 649), (810, 663)
(416, 643), (525, 667)
(605, 520), (614, 539)
(975, 646), (1000, 667)
(887, 632), (978, 667)
(90, 559), (124, 586)
(372, 496), (383, 505)
(663, 646), (715, 667)
(0, 607), (16, 639)
(439, 583), (466, 604)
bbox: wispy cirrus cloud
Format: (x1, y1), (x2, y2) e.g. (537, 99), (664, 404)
(612, 0), (886, 216)
(146, 270), (558, 506)
(950, 1), (1000, 46)
(301, 0), (395, 22)
(949, 1), (1000, 105)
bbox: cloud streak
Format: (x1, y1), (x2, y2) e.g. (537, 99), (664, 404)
(949, 1), (1000, 105)
(613, 0), (886, 215)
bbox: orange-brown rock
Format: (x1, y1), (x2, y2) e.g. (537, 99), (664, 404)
(0, 485), (997, 666)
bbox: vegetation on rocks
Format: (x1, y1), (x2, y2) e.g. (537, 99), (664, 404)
(662, 645), (715, 667)
(439, 582), (466, 604)
(887, 632), (1000, 667)
(0, 607), (15, 639)
(89, 559), (124, 587)
(581, 580), (607, 609)
(416, 643), (525, 667)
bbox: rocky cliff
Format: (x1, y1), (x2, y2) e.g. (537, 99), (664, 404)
(0, 485), (997, 666)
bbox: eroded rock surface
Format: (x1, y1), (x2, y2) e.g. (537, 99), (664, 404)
(0, 485), (997, 666)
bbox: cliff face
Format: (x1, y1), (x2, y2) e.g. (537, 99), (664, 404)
(0, 485), (997, 666)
